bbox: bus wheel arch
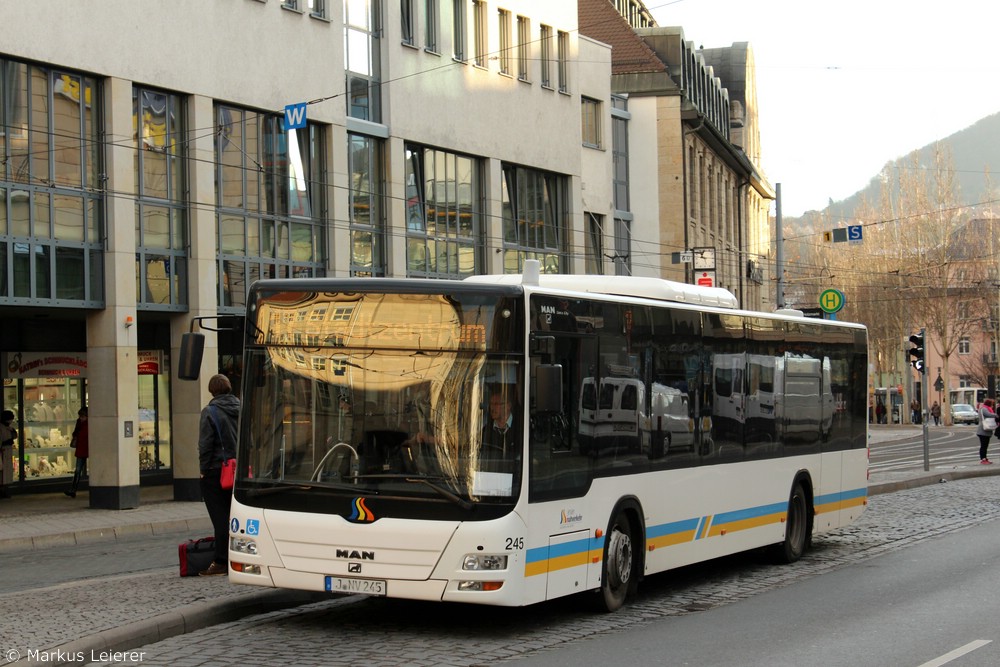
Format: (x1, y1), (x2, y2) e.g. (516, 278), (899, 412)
(771, 473), (813, 563)
(594, 497), (645, 612)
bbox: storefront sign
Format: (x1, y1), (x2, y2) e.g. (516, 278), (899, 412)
(4, 352), (88, 378)
(138, 350), (163, 375)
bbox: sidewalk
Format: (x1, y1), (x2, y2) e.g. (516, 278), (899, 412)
(865, 424), (1000, 494)
(1, 428), (996, 667)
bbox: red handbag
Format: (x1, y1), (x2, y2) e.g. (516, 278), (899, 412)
(220, 458), (236, 490)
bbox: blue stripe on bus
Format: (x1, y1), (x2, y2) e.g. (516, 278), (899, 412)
(815, 487), (867, 505)
(525, 536), (598, 564)
(524, 487), (868, 576)
(712, 501), (788, 526)
(815, 486), (868, 514)
(647, 517), (701, 539)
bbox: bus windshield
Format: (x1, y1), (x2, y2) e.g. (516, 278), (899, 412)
(238, 288), (524, 508)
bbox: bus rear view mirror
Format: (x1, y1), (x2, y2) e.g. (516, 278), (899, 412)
(534, 364), (562, 412)
(178, 332), (205, 381)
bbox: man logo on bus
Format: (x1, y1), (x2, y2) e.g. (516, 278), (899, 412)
(349, 497), (375, 522)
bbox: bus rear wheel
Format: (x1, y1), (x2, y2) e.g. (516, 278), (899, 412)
(771, 482), (809, 563)
(596, 511), (636, 612)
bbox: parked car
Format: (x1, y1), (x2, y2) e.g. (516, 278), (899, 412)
(951, 403), (979, 425)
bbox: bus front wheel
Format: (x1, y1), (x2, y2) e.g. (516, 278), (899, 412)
(596, 511), (636, 612)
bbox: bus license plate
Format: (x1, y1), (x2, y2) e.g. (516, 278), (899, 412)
(325, 576), (387, 596)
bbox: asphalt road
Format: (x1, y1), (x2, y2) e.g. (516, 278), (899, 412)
(0, 532), (185, 593)
(72, 473), (1000, 666)
(507, 513), (1000, 667)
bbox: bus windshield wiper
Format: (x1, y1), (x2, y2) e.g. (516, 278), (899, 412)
(406, 477), (473, 510)
(351, 473), (473, 510)
(244, 483), (318, 497)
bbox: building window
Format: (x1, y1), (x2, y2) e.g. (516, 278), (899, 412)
(585, 212), (604, 275)
(540, 25), (553, 88)
(516, 15), (530, 81)
(308, 0), (327, 18)
(452, 0), (467, 61)
(425, 0), (439, 52)
(612, 95), (630, 211)
(401, 0), (415, 45)
(472, 0), (487, 67)
(404, 144), (483, 279)
(557, 30), (569, 92)
(958, 300), (970, 320)
(498, 9), (511, 75)
(581, 97), (601, 148)
(215, 105), (326, 311)
(501, 164), (566, 274)
(348, 133), (385, 277)
(614, 217), (631, 276)
(345, 0), (381, 121)
(283, 0), (301, 10)
(959, 337), (971, 355)
(134, 86), (187, 309)
(0, 59), (103, 305)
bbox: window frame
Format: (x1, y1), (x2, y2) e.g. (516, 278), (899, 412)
(581, 97), (601, 149)
(404, 143), (484, 279)
(557, 30), (569, 93)
(540, 24), (553, 88)
(452, 0), (468, 62)
(516, 15), (530, 81)
(214, 104), (327, 311)
(425, 0), (439, 52)
(472, 0), (487, 67)
(497, 9), (511, 75)
(134, 85), (188, 310)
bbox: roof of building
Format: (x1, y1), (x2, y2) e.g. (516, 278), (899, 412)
(578, 0), (667, 75)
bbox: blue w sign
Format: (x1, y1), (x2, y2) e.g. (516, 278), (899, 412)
(284, 102), (307, 130)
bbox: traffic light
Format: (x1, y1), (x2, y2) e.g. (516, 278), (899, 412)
(908, 332), (925, 373)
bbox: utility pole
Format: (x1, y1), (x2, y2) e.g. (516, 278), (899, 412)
(775, 183), (784, 308)
(908, 330), (929, 470)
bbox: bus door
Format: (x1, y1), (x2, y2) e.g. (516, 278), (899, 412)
(543, 529), (594, 600)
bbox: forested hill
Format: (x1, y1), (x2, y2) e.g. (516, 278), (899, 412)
(785, 111), (1000, 228)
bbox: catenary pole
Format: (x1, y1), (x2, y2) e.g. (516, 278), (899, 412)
(921, 327), (930, 471)
(775, 183), (784, 308)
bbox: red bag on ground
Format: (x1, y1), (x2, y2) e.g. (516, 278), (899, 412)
(220, 458), (236, 490)
(178, 536), (215, 577)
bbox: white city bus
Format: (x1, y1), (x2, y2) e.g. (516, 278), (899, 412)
(192, 263), (868, 612)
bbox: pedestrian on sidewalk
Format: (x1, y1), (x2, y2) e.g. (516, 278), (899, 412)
(875, 400), (886, 424)
(930, 401), (941, 425)
(0, 410), (16, 499)
(198, 373), (240, 577)
(976, 398), (997, 464)
(65, 407), (89, 498)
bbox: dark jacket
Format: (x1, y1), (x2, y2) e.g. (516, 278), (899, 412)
(72, 418), (89, 458)
(199, 393), (240, 475)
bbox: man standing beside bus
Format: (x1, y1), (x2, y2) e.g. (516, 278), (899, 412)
(198, 374), (240, 576)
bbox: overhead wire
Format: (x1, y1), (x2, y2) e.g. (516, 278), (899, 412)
(3, 2), (999, 288)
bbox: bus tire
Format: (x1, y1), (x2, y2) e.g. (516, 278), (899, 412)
(595, 511), (636, 612)
(771, 481), (809, 563)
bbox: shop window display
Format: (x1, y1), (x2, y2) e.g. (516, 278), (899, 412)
(137, 371), (172, 472)
(4, 378), (84, 480)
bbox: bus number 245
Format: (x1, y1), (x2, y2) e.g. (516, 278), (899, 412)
(505, 537), (524, 550)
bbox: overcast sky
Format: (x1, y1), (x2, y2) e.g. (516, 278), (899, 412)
(647, 0), (1000, 217)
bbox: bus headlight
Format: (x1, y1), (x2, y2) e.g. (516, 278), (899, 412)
(458, 580), (503, 591)
(462, 554), (508, 570)
(230, 536), (258, 555)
